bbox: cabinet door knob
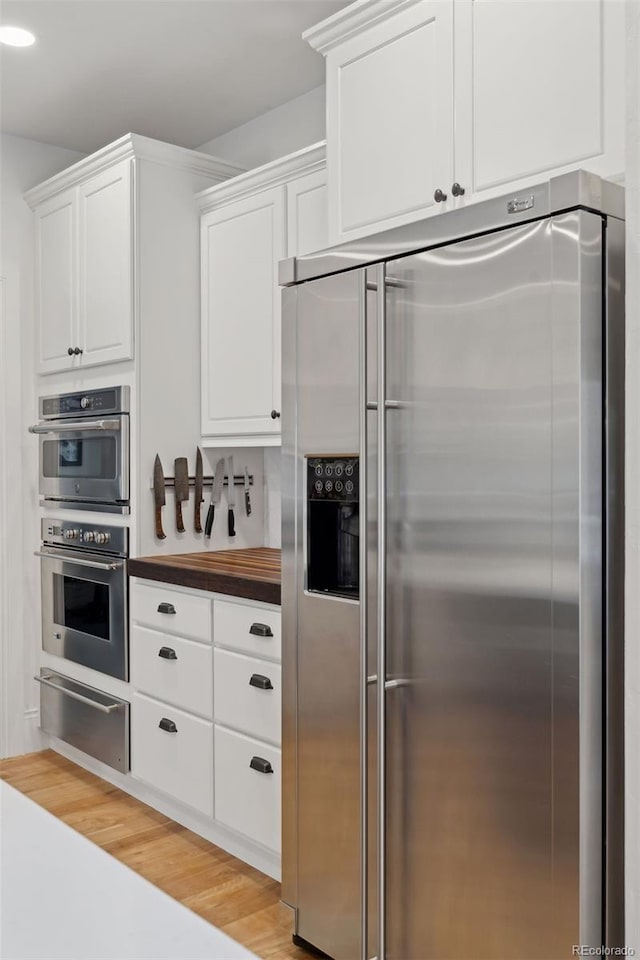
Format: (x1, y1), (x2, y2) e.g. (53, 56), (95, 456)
(159, 718), (177, 733)
(451, 182), (465, 197)
(249, 673), (273, 690)
(250, 622), (273, 637)
(158, 646), (177, 660)
(434, 189), (448, 203)
(270, 409), (281, 420)
(68, 347), (75, 356)
(72, 346), (83, 355)
(157, 602), (176, 615)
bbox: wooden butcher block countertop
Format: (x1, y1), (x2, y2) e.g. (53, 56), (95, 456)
(128, 547), (281, 605)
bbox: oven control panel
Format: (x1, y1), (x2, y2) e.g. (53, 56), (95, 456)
(42, 519), (128, 557)
(40, 386), (130, 420)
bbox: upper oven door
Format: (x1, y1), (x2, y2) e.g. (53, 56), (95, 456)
(32, 415), (129, 504)
(38, 546), (128, 680)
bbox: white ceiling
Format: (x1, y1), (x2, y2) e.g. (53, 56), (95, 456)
(0, 0), (347, 154)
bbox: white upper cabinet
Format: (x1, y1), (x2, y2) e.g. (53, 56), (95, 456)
(286, 168), (328, 258)
(26, 134), (242, 377)
(305, 0), (624, 243)
(78, 158), (133, 368)
(201, 186), (286, 444)
(323, 0), (454, 242)
(454, 0), (624, 204)
(35, 189), (77, 374)
(198, 143), (326, 447)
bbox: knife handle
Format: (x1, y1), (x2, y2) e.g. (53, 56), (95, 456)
(245, 491), (252, 516)
(155, 506), (166, 541)
(204, 504), (215, 538)
(176, 501), (185, 534)
(195, 502), (203, 534)
(228, 507), (236, 538)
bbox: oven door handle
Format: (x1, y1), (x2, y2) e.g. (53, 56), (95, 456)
(28, 419), (123, 434)
(34, 674), (124, 714)
(34, 550), (124, 571)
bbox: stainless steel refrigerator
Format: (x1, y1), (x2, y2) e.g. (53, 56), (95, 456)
(280, 172), (624, 960)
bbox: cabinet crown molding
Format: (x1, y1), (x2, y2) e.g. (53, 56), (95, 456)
(24, 133), (245, 208)
(303, 0), (428, 53)
(197, 141), (326, 213)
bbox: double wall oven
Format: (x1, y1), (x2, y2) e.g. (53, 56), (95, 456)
(29, 386), (130, 512)
(31, 388), (131, 771)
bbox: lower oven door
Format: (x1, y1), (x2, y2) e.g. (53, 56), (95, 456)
(32, 415), (129, 505)
(38, 547), (128, 681)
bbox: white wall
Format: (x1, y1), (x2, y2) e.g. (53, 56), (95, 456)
(198, 84), (325, 169)
(626, 0), (640, 945)
(0, 133), (85, 757)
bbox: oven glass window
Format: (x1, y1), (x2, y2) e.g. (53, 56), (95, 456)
(42, 436), (117, 479)
(53, 574), (110, 641)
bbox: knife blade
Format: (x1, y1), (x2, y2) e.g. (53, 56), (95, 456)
(204, 458), (225, 539)
(227, 456), (236, 538)
(153, 455), (166, 540)
(174, 457), (189, 534)
(244, 466), (252, 517)
(194, 448), (204, 534)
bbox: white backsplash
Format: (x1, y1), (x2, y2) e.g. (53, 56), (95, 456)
(263, 448), (282, 547)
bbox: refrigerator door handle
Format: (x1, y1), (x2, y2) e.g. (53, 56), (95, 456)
(376, 262), (388, 960)
(359, 267), (369, 960)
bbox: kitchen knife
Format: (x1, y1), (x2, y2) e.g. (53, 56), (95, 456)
(174, 457), (189, 534)
(227, 456), (236, 537)
(194, 447), (204, 534)
(244, 466), (252, 516)
(204, 458), (225, 539)
(153, 454), (167, 541)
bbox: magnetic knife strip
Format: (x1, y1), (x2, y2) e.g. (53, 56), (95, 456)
(150, 474), (254, 490)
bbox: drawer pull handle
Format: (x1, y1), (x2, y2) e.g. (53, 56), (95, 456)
(159, 718), (178, 733)
(249, 673), (273, 690)
(157, 602), (176, 615)
(158, 646), (177, 660)
(249, 622), (273, 637)
(250, 756), (274, 774)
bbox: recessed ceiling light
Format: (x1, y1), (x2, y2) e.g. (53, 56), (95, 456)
(0, 25), (36, 47)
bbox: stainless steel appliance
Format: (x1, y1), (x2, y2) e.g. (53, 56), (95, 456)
(29, 386), (130, 511)
(35, 669), (130, 773)
(280, 172), (625, 959)
(37, 518), (129, 681)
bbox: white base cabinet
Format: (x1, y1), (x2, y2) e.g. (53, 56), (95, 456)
(129, 579), (282, 864)
(198, 142), (327, 447)
(305, 0), (625, 243)
(131, 692), (214, 818)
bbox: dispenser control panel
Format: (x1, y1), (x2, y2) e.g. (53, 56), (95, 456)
(307, 456), (359, 501)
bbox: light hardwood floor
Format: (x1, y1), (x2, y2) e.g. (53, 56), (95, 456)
(0, 750), (312, 960)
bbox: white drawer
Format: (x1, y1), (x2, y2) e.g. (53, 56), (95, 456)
(130, 625), (213, 719)
(213, 598), (281, 661)
(131, 692), (213, 817)
(214, 649), (281, 745)
(131, 581), (211, 642)
(214, 726), (281, 853)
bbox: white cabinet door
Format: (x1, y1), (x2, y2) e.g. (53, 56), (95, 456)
(35, 190), (77, 374)
(286, 169), (328, 258)
(78, 158), (134, 367)
(454, 0), (625, 204)
(201, 187), (285, 444)
(326, 0), (454, 243)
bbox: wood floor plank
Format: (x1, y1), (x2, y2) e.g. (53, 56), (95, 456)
(0, 750), (307, 960)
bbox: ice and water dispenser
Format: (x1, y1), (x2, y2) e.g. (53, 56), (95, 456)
(306, 455), (359, 600)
